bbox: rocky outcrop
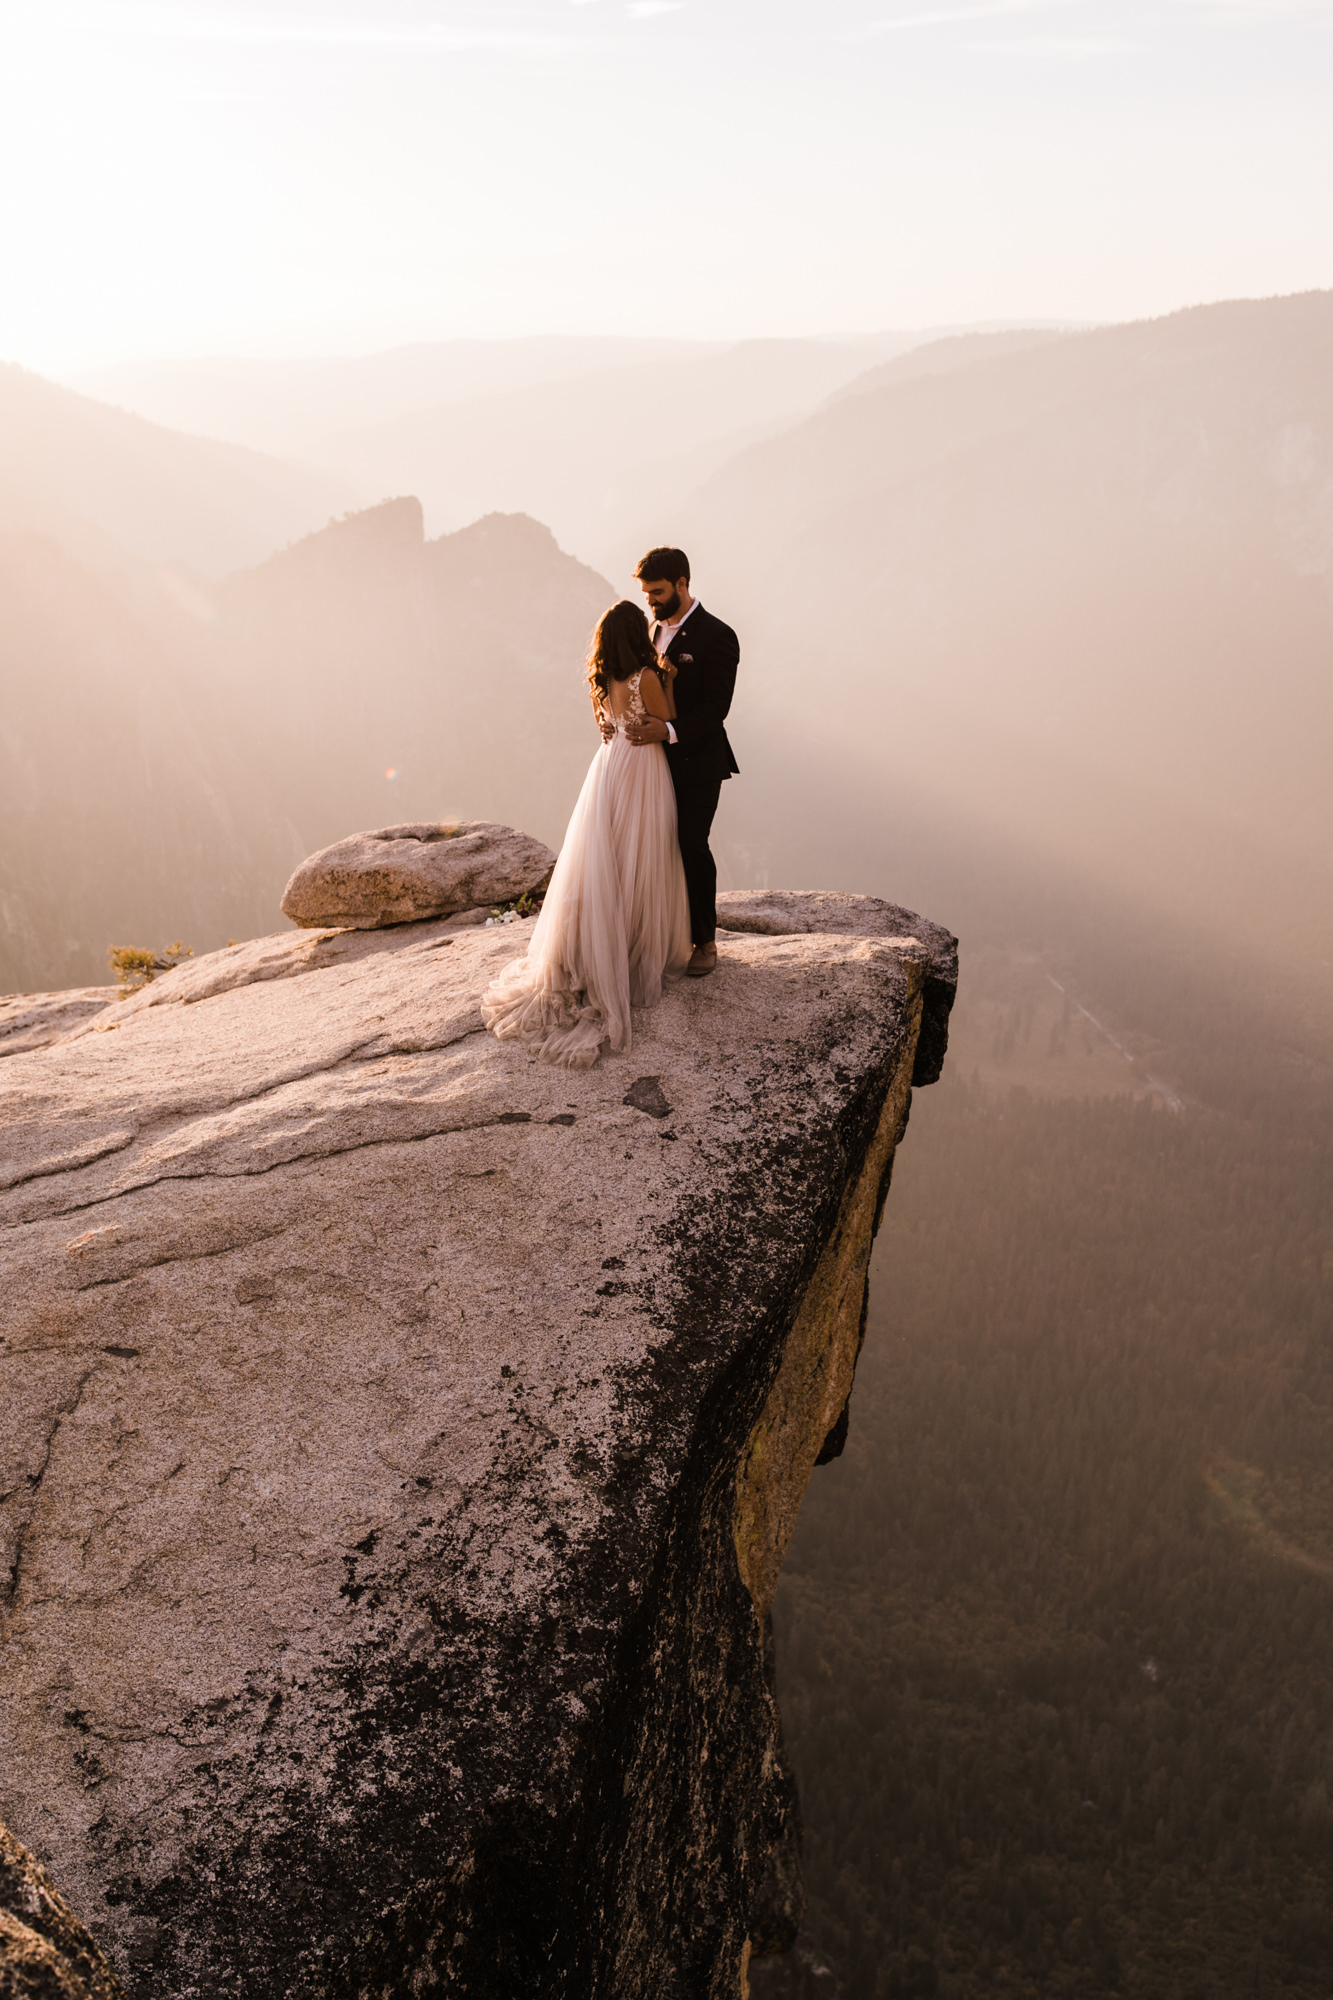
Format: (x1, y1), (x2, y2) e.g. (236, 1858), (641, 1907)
(0, 990), (116, 1060)
(0, 893), (955, 1998)
(716, 891), (957, 1086)
(0, 1822), (126, 1999)
(279, 820), (556, 930)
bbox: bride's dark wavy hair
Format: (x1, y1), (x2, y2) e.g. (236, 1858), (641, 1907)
(586, 599), (658, 708)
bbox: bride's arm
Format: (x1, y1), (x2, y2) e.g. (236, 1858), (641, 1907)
(655, 661), (678, 719)
(591, 683), (615, 742)
(639, 669), (673, 724)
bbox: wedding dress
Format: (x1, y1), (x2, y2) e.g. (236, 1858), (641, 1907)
(480, 670), (692, 1068)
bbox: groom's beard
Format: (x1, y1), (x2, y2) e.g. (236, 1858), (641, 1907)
(655, 588), (682, 621)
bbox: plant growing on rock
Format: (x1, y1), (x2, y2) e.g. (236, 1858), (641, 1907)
(107, 940), (194, 996)
(485, 890), (545, 927)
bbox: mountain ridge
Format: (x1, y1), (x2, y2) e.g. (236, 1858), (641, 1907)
(0, 362), (360, 575)
(670, 288), (1333, 1040)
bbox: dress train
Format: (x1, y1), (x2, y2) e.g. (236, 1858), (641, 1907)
(481, 673), (691, 1068)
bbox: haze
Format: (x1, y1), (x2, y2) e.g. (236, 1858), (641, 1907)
(2, 3), (1333, 1994)
(3, 0), (1332, 368)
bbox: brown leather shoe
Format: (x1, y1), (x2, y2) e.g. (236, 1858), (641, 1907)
(686, 943), (718, 978)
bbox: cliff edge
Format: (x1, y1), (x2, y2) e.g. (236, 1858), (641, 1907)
(0, 891), (955, 1998)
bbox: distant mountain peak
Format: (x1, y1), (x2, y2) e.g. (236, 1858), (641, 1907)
(242, 495), (425, 579)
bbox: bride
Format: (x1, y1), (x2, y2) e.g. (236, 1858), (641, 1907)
(480, 599), (692, 1068)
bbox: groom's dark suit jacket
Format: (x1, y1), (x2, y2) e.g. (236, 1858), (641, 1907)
(653, 604), (740, 787)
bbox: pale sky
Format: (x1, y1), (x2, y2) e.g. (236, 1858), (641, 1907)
(1, 0), (1330, 368)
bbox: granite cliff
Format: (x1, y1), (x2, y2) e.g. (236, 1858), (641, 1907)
(0, 886), (955, 1998)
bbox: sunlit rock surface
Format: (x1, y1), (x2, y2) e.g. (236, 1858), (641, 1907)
(0, 895), (954, 1998)
(280, 820), (556, 931)
(0, 989), (117, 1060)
(716, 891), (957, 1086)
(0, 1821), (126, 1999)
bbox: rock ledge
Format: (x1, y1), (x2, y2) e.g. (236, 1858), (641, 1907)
(0, 891), (955, 1999)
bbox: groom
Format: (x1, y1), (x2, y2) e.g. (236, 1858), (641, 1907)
(619, 546), (739, 978)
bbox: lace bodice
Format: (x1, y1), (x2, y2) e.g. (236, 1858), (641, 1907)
(605, 669), (648, 735)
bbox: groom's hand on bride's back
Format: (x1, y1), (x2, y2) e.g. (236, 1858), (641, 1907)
(623, 718), (669, 745)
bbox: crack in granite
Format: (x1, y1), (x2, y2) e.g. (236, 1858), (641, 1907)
(0, 898), (957, 1999)
(31, 1108), (598, 1231)
(3, 1367), (97, 1611)
(0, 1021), (490, 1222)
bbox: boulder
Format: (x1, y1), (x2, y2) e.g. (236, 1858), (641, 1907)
(0, 1821), (127, 1999)
(0, 894), (955, 1999)
(279, 820), (556, 931)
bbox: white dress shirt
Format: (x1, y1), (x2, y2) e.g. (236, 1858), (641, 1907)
(652, 595), (701, 746)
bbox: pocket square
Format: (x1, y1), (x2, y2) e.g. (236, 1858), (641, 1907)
(678, 653), (694, 663)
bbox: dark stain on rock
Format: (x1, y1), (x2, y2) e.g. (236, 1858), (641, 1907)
(814, 1396), (850, 1465)
(5, 895), (952, 2000)
(623, 1077), (671, 1120)
(235, 1276), (276, 1305)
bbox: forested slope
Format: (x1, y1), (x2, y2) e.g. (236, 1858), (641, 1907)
(764, 955), (1333, 1998)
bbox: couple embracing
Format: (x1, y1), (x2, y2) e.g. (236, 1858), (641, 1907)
(482, 546), (739, 1069)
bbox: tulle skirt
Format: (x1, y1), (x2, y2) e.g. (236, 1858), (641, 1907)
(480, 734), (692, 1068)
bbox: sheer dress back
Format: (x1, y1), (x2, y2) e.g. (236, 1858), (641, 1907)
(480, 670), (692, 1068)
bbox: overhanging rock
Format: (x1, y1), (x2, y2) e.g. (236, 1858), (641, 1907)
(0, 893), (956, 1999)
(716, 890), (957, 1087)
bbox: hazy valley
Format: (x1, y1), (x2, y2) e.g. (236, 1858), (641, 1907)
(69, 325), (1078, 567)
(4, 292), (1332, 1996)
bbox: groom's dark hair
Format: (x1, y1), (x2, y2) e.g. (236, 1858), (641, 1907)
(634, 546), (690, 585)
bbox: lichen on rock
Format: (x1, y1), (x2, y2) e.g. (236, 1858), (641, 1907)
(0, 888), (955, 1998)
(0, 1822), (127, 1999)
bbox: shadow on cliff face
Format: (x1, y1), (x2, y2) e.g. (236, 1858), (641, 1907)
(0, 894), (950, 1999)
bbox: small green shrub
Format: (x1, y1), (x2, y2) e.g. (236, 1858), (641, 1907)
(108, 940), (195, 996)
(486, 891), (545, 927)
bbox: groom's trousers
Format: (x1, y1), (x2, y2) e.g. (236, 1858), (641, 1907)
(673, 773), (724, 947)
